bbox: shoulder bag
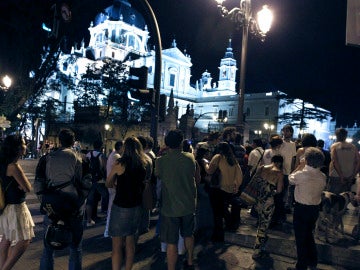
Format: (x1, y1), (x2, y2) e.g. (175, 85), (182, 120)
(239, 150), (265, 206)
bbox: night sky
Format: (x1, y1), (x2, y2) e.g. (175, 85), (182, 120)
(1, 0), (359, 127)
(149, 0), (360, 128)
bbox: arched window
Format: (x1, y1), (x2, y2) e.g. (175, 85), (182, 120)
(168, 67), (177, 87)
(124, 32), (141, 51)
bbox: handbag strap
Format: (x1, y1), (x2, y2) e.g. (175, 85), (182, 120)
(250, 149), (264, 178)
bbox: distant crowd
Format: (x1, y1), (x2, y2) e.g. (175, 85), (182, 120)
(1, 125), (360, 270)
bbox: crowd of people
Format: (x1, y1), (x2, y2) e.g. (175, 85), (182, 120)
(0, 125), (360, 270)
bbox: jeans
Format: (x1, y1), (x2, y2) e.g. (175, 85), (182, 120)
(40, 215), (84, 270)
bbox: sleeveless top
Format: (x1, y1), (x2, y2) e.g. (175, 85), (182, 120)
(4, 175), (26, 204)
(254, 166), (279, 202)
(113, 165), (146, 208)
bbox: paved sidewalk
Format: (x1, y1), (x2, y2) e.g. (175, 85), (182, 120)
(13, 216), (341, 270)
(12, 159), (360, 269)
(225, 207), (360, 270)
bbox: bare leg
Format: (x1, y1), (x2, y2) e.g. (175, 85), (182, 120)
(166, 243), (178, 270)
(86, 205), (94, 223)
(184, 236), (194, 266)
(0, 237), (10, 269)
(2, 239), (30, 270)
(112, 236), (124, 270)
(124, 235), (135, 270)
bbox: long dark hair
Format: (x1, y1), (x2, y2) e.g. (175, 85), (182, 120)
(119, 137), (147, 170)
(0, 134), (24, 178)
(217, 142), (237, 166)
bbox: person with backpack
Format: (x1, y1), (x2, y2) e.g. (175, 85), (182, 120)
(34, 129), (84, 270)
(85, 140), (108, 227)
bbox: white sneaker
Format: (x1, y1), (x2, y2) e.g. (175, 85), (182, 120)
(87, 220), (95, 227)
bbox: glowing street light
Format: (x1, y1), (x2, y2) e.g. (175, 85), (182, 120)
(264, 122), (274, 138)
(1, 75), (12, 90)
(214, 0), (273, 134)
(254, 130), (262, 137)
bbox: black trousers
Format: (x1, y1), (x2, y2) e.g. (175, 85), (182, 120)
(293, 202), (319, 270)
(209, 188), (241, 241)
(272, 175), (288, 224)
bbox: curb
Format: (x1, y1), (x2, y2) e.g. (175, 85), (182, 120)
(225, 221), (360, 269)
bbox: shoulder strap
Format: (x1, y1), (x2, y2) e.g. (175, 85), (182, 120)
(250, 149), (265, 178)
(36, 180), (73, 195)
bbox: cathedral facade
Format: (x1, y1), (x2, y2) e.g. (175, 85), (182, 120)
(48, 0), (334, 145)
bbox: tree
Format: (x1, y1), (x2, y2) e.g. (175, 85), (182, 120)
(74, 63), (103, 107)
(276, 94), (332, 131)
(101, 58), (129, 122)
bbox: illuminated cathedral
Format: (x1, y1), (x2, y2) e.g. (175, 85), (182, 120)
(48, 0), (334, 145)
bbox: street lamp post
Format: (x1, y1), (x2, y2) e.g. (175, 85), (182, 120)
(214, 0), (273, 134)
(134, 0), (162, 149)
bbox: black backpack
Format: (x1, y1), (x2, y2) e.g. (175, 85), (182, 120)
(89, 151), (105, 183)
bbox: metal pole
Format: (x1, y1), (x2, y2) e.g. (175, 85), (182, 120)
(136, 0), (162, 149)
(236, 0), (250, 135)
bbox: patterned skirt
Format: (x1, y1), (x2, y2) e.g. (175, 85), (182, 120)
(0, 202), (35, 244)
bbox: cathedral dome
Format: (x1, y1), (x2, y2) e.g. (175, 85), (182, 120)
(93, 0), (145, 29)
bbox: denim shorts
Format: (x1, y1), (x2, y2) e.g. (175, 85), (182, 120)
(160, 214), (195, 244)
(108, 204), (141, 237)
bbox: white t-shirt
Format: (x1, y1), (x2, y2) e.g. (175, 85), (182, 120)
(248, 147), (264, 174)
(279, 140), (296, 175)
(106, 150), (121, 177)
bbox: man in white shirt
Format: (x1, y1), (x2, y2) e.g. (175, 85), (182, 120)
(272, 124), (297, 226)
(288, 147), (326, 270)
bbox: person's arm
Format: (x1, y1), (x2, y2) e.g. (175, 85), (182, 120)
(352, 149), (360, 179)
(8, 162), (32, 192)
(145, 158), (152, 183)
(292, 157), (305, 174)
(356, 181), (360, 202)
(106, 163), (124, 188)
(205, 154), (220, 175)
(331, 146), (344, 181)
(294, 148), (304, 169)
(75, 155), (83, 183)
(288, 170), (299, 186)
(195, 161), (201, 185)
(233, 164), (243, 192)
